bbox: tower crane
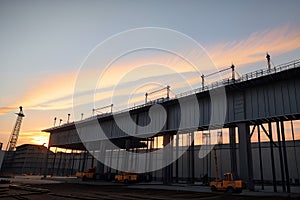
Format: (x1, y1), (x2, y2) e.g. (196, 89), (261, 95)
(6, 106), (25, 151)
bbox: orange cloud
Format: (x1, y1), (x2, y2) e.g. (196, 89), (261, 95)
(17, 131), (49, 147)
(2, 24), (300, 117)
(208, 24), (300, 67)
(0, 107), (16, 115)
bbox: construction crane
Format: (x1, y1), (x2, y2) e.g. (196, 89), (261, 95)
(6, 106), (25, 151)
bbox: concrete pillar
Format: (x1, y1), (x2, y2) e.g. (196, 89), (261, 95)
(122, 139), (131, 171)
(163, 133), (173, 185)
(229, 127), (237, 178)
(237, 123), (254, 191)
(43, 146), (50, 178)
(96, 160), (104, 175)
(191, 132), (195, 184)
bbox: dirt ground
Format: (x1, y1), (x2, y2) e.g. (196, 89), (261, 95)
(0, 183), (298, 200)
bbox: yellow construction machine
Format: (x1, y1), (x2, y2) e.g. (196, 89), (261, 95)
(210, 148), (246, 193)
(115, 172), (138, 184)
(76, 167), (96, 181)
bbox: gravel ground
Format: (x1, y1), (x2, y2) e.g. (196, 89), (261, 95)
(0, 183), (299, 200)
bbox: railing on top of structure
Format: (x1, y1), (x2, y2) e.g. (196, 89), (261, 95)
(175, 59), (300, 99)
(79, 59), (300, 122)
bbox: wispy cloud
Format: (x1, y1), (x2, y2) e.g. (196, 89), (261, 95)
(0, 106), (16, 115)
(1, 24), (300, 116)
(208, 24), (300, 67)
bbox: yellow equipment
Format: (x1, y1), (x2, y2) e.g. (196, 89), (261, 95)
(76, 167), (96, 181)
(115, 172), (138, 184)
(210, 148), (246, 193)
(210, 172), (246, 193)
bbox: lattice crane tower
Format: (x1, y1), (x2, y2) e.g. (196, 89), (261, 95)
(6, 106), (25, 151)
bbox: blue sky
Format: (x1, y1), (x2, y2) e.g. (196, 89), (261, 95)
(1, 0), (300, 146)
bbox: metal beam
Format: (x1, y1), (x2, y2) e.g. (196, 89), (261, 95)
(257, 125), (264, 190)
(276, 121), (286, 192)
(191, 132), (195, 184)
(280, 121), (291, 193)
(237, 123), (254, 191)
(229, 127), (237, 178)
(268, 122), (277, 192)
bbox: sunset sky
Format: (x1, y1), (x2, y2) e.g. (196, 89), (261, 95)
(1, 0), (300, 147)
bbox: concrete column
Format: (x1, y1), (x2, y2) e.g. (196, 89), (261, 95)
(229, 127), (237, 178)
(237, 123), (254, 191)
(122, 139), (131, 171)
(163, 133), (173, 185)
(96, 160), (104, 175)
(191, 132), (195, 184)
(43, 146), (50, 178)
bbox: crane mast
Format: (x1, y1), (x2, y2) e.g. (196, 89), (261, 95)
(6, 106), (25, 151)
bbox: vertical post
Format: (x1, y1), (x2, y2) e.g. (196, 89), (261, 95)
(91, 151), (95, 168)
(187, 133), (191, 182)
(280, 121), (291, 193)
(229, 127), (237, 178)
(145, 138), (149, 172)
(175, 134), (179, 183)
(57, 152), (62, 176)
(78, 151), (82, 172)
(208, 133), (211, 182)
(201, 74), (205, 90)
(266, 53), (271, 70)
(166, 85), (170, 99)
(52, 147), (57, 176)
(81, 150), (87, 172)
(123, 139), (131, 171)
(81, 113), (84, 120)
(71, 149), (75, 175)
(291, 120), (300, 182)
(276, 121), (286, 192)
(237, 123), (254, 191)
(96, 140), (105, 178)
(53, 117), (57, 127)
(257, 125), (264, 190)
(67, 114), (70, 124)
(213, 148), (219, 181)
(268, 122), (277, 192)
(191, 131), (195, 184)
(231, 64), (235, 80)
(43, 146), (50, 178)
(145, 93), (148, 104)
(163, 133), (172, 185)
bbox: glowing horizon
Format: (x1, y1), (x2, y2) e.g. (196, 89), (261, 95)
(1, 1), (300, 148)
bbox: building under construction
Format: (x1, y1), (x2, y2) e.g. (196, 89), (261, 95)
(40, 59), (300, 193)
(1, 59), (300, 194)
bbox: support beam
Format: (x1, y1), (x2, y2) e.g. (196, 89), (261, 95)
(43, 146), (50, 178)
(291, 120), (300, 182)
(280, 121), (291, 193)
(276, 121), (286, 192)
(191, 132), (195, 184)
(81, 151), (87, 172)
(96, 141), (106, 178)
(257, 125), (264, 190)
(122, 139), (131, 171)
(268, 122), (277, 192)
(229, 127), (237, 178)
(175, 134), (179, 183)
(237, 123), (254, 191)
(163, 133), (173, 185)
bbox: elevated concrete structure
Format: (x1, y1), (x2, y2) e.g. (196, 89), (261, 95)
(43, 59), (300, 191)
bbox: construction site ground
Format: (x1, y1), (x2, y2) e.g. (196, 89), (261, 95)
(0, 175), (300, 200)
